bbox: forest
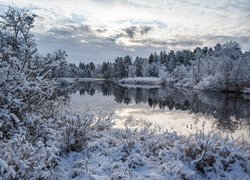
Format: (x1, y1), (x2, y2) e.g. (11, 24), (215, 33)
(57, 41), (250, 93)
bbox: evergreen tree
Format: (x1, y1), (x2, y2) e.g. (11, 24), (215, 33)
(114, 57), (126, 79)
(148, 53), (154, 64)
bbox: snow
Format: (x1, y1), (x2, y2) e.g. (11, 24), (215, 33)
(243, 88), (250, 94)
(119, 77), (162, 86)
(57, 78), (76, 84)
(119, 83), (162, 89)
(2, 103), (249, 179)
(54, 127), (250, 179)
(57, 78), (105, 86)
(76, 78), (106, 82)
(10, 113), (20, 123)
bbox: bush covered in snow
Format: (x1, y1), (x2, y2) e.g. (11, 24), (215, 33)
(54, 126), (250, 179)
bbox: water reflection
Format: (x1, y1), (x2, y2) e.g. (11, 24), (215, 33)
(58, 81), (250, 134)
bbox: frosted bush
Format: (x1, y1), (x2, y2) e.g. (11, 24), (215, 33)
(195, 75), (221, 91)
(62, 110), (94, 152)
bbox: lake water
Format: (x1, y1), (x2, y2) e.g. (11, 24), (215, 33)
(59, 81), (250, 142)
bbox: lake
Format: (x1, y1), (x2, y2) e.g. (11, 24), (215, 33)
(59, 81), (250, 142)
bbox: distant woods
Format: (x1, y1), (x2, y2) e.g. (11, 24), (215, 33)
(56, 42), (250, 93)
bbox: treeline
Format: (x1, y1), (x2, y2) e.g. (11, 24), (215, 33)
(55, 50), (195, 79)
(56, 41), (250, 93)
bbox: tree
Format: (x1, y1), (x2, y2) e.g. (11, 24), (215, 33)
(128, 65), (136, 77)
(0, 8), (68, 178)
(114, 57), (126, 79)
(134, 56), (144, 77)
(102, 61), (113, 79)
(0, 7), (38, 73)
(167, 50), (176, 72)
(0, 7), (66, 122)
(148, 62), (159, 77)
(160, 51), (167, 64)
(148, 53), (154, 64)
(142, 61), (149, 77)
(123, 55), (132, 77)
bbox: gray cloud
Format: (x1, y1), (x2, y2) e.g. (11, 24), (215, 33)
(48, 25), (93, 40)
(140, 25), (153, 35)
(96, 28), (108, 33)
(124, 26), (137, 38)
(72, 25), (92, 33)
(121, 25), (153, 39)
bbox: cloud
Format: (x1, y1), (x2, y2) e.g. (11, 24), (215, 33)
(140, 25), (152, 35)
(121, 25), (153, 39)
(201, 35), (250, 50)
(0, 0), (249, 63)
(124, 26), (137, 38)
(47, 24), (93, 42)
(96, 28), (108, 33)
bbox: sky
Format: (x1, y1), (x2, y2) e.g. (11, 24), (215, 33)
(0, 0), (250, 64)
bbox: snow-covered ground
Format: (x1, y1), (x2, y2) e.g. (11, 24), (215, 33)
(119, 83), (162, 88)
(57, 77), (105, 83)
(76, 78), (106, 82)
(119, 77), (162, 86)
(54, 127), (250, 179)
(2, 106), (249, 179)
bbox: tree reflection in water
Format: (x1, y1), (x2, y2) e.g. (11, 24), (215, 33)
(58, 81), (250, 133)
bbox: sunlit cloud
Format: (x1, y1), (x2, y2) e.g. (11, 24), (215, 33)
(0, 0), (249, 63)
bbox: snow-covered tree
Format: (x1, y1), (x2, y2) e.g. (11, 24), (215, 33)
(148, 61), (159, 77)
(134, 56), (144, 77)
(0, 7), (67, 178)
(142, 60), (149, 77)
(102, 61), (113, 79)
(0, 7), (66, 120)
(128, 64), (136, 77)
(114, 57), (124, 79)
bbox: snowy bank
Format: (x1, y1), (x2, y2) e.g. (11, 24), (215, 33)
(55, 127), (250, 179)
(76, 78), (106, 82)
(119, 77), (162, 86)
(119, 83), (162, 89)
(1, 108), (249, 179)
(57, 78), (105, 84)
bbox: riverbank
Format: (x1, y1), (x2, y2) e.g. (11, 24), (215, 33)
(118, 77), (250, 94)
(119, 77), (162, 86)
(54, 119), (250, 179)
(58, 77), (250, 94)
(57, 77), (105, 84)
(1, 107), (249, 179)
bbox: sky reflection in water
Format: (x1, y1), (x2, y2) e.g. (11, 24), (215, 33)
(65, 81), (250, 142)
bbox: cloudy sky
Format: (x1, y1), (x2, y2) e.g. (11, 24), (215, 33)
(0, 0), (250, 64)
